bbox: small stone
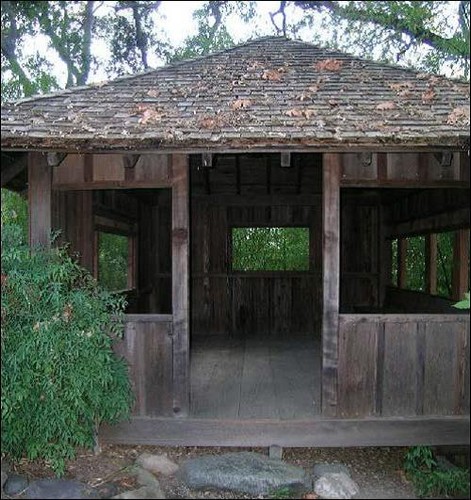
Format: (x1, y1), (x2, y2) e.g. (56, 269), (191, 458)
(112, 486), (162, 499)
(313, 463), (351, 480)
(136, 453), (179, 476)
(314, 472), (360, 499)
(269, 445), (283, 460)
(4, 474), (29, 496)
(25, 479), (100, 499)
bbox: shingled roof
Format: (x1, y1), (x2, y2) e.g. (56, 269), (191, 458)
(1, 37), (470, 152)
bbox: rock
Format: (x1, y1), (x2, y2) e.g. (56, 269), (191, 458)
(133, 467), (165, 499)
(25, 479), (101, 499)
(314, 472), (360, 499)
(1, 472), (7, 493)
(96, 481), (119, 499)
(1, 460), (9, 491)
(178, 451), (310, 496)
(313, 463), (351, 480)
(4, 474), (29, 496)
(112, 486), (158, 499)
(269, 445), (283, 460)
(136, 453), (179, 476)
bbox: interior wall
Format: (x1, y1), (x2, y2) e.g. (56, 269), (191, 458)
(191, 153), (322, 338)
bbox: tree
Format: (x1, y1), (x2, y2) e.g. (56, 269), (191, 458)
(1, 0), (166, 101)
(2, 1), (468, 104)
(271, 1), (470, 77)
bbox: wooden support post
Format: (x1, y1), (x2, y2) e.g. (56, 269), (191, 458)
(28, 152), (52, 248)
(171, 154), (190, 417)
(322, 153), (341, 417)
(425, 234), (437, 295)
(452, 229), (469, 301)
(397, 238), (408, 289)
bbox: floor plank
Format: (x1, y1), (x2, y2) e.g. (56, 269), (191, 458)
(190, 336), (321, 419)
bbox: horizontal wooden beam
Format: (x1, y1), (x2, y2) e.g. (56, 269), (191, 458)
(341, 179), (469, 188)
(100, 416), (470, 447)
(52, 181), (173, 190)
(389, 208), (470, 238)
(339, 314), (469, 323)
(124, 314), (173, 323)
(192, 194), (322, 206)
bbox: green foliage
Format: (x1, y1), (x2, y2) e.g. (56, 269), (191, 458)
(1, 221), (133, 475)
(97, 232), (129, 291)
(232, 227), (310, 271)
(437, 232), (454, 298)
(269, 485), (297, 499)
(1, 188), (28, 240)
(453, 291), (470, 309)
(406, 236), (426, 292)
(404, 446), (470, 498)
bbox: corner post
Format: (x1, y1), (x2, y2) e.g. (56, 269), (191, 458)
(322, 153), (341, 417)
(171, 153), (190, 417)
(28, 152), (52, 248)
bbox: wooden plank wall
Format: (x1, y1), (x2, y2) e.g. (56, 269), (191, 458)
(114, 317), (174, 417)
(191, 153), (323, 338)
(337, 315), (470, 418)
(136, 190), (172, 313)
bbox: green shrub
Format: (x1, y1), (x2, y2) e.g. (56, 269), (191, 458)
(1, 222), (133, 475)
(404, 446), (470, 498)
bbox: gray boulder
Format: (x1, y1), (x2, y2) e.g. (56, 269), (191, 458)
(25, 479), (100, 499)
(4, 473), (29, 496)
(178, 451), (310, 496)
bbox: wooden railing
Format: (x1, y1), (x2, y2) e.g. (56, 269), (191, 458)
(337, 314), (470, 418)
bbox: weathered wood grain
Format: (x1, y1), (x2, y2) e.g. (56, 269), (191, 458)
(322, 153), (341, 416)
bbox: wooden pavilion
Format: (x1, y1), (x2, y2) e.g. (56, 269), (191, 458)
(1, 37), (469, 447)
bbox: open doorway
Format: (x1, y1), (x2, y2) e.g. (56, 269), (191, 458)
(189, 153), (323, 419)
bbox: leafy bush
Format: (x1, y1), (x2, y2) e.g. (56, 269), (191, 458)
(1, 221), (133, 475)
(404, 446), (470, 498)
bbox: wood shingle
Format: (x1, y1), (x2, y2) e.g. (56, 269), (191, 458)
(1, 37), (469, 151)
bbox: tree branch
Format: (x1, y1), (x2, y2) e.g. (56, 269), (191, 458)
(293, 0), (470, 58)
(270, 1), (288, 37)
(0, 1), (35, 96)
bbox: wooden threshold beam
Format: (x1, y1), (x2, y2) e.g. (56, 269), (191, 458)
(100, 416), (470, 447)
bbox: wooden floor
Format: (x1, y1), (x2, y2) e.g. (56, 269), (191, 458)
(190, 336), (321, 419)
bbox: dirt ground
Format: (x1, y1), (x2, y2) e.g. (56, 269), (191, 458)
(6, 444), (422, 499)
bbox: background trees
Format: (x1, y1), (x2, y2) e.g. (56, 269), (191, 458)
(1, 1), (469, 102)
